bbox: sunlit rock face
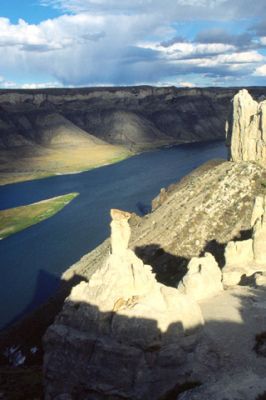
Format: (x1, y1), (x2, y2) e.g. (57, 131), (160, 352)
(43, 209), (206, 400)
(178, 252), (223, 301)
(223, 196), (266, 286)
(227, 89), (266, 167)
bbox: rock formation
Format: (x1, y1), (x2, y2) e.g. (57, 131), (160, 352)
(178, 252), (223, 301)
(227, 89), (266, 167)
(223, 195), (266, 286)
(43, 209), (205, 400)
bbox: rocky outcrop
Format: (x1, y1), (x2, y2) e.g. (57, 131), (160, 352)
(255, 271), (266, 287)
(223, 195), (266, 286)
(227, 89), (266, 167)
(43, 209), (205, 400)
(178, 253), (223, 301)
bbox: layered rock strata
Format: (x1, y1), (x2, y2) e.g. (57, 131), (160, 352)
(227, 89), (266, 167)
(223, 195), (266, 286)
(43, 209), (205, 400)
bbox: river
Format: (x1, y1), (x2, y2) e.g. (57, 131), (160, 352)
(0, 140), (227, 329)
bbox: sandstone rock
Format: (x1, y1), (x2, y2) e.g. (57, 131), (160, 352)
(43, 209), (205, 400)
(228, 89), (266, 167)
(252, 196), (266, 264)
(251, 195), (265, 227)
(255, 271), (266, 287)
(224, 239), (254, 266)
(223, 195), (266, 286)
(178, 253), (223, 301)
(223, 240), (254, 286)
(110, 208), (131, 254)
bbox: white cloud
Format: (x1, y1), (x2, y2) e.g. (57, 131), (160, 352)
(0, 0), (265, 86)
(139, 41), (236, 60)
(41, 0), (266, 20)
(178, 81), (196, 87)
(253, 64), (266, 76)
(20, 82), (62, 89)
(0, 76), (17, 88)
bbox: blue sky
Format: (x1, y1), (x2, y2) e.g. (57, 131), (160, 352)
(0, 0), (61, 23)
(0, 0), (265, 88)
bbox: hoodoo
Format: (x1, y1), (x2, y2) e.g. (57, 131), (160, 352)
(227, 89), (266, 167)
(43, 209), (205, 400)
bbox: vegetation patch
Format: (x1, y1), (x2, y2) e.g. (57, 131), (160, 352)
(0, 193), (79, 239)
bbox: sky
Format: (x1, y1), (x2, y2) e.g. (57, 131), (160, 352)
(0, 0), (265, 88)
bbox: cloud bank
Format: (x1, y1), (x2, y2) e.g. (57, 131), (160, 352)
(0, 0), (265, 87)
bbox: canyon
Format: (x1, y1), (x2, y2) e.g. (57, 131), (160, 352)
(0, 86), (265, 185)
(1, 88), (266, 400)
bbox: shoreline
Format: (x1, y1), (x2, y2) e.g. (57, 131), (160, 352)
(0, 137), (225, 187)
(0, 150), (132, 187)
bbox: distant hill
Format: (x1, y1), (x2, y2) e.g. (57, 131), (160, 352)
(0, 86), (265, 184)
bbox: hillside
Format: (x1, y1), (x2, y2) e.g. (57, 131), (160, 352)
(1, 86), (266, 151)
(0, 86), (265, 185)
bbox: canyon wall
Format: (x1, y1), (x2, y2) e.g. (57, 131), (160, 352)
(1, 86), (265, 151)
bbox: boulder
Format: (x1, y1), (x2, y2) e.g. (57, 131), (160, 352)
(228, 89), (266, 167)
(43, 209), (205, 400)
(178, 253), (223, 301)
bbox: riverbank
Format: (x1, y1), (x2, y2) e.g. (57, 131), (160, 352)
(0, 193), (79, 239)
(0, 144), (132, 186)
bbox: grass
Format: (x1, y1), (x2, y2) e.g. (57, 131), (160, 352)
(0, 144), (132, 186)
(0, 192), (79, 239)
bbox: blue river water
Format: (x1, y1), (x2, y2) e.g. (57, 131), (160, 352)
(0, 140), (227, 329)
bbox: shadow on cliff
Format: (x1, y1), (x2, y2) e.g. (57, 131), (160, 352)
(0, 269), (87, 366)
(42, 298), (204, 400)
(134, 232), (251, 289)
(134, 244), (189, 287)
(201, 228), (253, 269)
(0, 271), (265, 399)
(42, 287), (266, 400)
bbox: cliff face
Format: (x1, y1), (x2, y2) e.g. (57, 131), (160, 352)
(227, 89), (266, 167)
(0, 86), (265, 151)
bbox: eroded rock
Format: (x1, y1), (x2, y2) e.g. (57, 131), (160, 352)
(223, 195), (266, 286)
(43, 209), (205, 400)
(253, 196), (266, 264)
(228, 89), (266, 167)
(178, 253), (223, 301)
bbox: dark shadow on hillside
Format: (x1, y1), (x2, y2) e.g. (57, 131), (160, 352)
(0, 270), (87, 366)
(136, 201), (151, 216)
(0, 264), (265, 398)
(201, 228), (253, 269)
(43, 299), (203, 400)
(134, 244), (189, 287)
(41, 287), (266, 400)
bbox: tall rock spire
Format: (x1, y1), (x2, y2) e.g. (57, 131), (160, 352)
(227, 89), (266, 167)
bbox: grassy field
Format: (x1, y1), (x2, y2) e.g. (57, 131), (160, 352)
(0, 144), (132, 186)
(0, 193), (79, 239)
